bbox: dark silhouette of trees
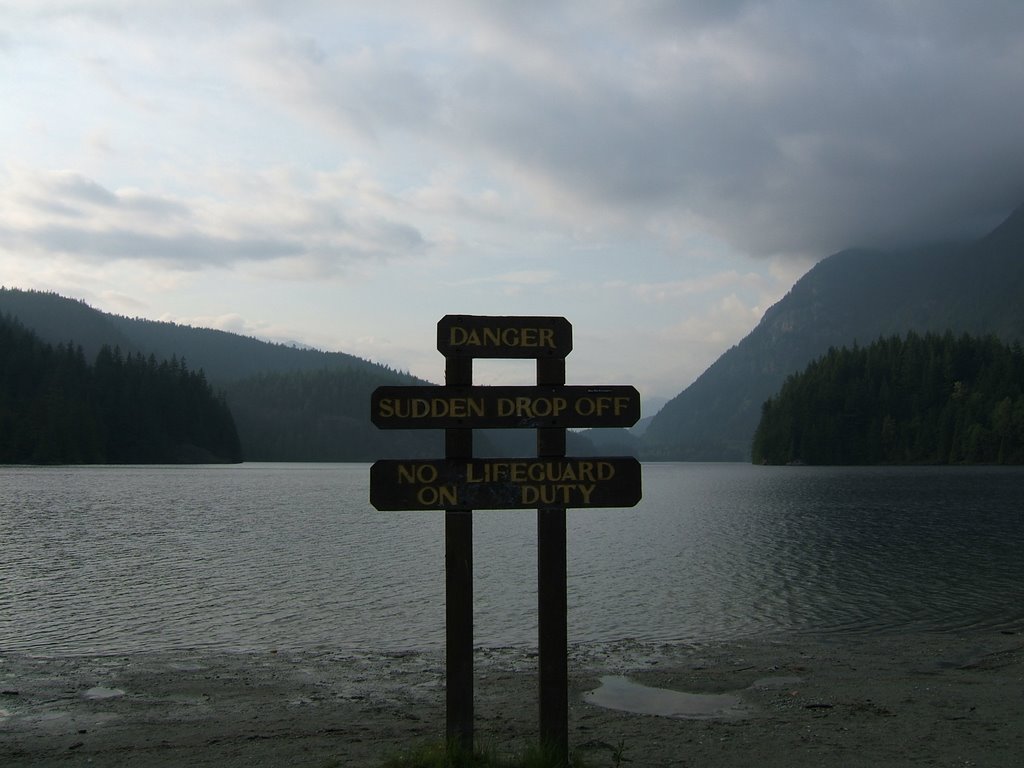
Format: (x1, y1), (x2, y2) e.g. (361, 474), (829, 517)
(1, 314), (241, 464)
(752, 332), (1024, 465)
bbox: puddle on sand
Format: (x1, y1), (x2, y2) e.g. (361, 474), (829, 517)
(584, 676), (751, 720)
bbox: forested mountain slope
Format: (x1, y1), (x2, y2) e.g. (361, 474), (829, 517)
(642, 203), (1024, 461)
(0, 314), (241, 464)
(0, 289), (435, 461)
(752, 332), (1024, 465)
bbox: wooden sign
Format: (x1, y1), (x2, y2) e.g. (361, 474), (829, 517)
(370, 314), (642, 760)
(371, 385), (641, 429)
(438, 314), (572, 358)
(371, 457), (642, 511)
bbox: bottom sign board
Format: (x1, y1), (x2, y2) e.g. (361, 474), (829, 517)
(370, 456), (642, 511)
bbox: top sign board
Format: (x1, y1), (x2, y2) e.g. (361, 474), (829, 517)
(438, 315), (572, 359)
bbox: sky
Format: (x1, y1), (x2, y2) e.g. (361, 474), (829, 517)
(2, 1), (1023, 406)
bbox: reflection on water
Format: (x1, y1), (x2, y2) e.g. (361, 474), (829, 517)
(1, 463), (1023, 655)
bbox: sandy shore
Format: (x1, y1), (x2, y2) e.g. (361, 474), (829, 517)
(3, 631), (1023, 767)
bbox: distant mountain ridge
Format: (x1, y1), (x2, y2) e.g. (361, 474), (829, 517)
(0, 288), (397, 385)
(641, 202), (1024, 460)
(0, 289), (608, 461)
(0, 288), (436, 461)
(6, 200), (1023, 463)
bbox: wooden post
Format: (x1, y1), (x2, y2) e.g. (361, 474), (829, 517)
(445, 354), (474, 751)
(536, 356), (568, 760)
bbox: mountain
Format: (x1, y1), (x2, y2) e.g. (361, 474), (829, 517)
(0, 289), (605, 461)
(752, 332), (1024, 465)
(642, 202), (1024, 461)
(0, 314), (242, 464)
(0, 289), (437, 461)
(0, 288), (397, 385)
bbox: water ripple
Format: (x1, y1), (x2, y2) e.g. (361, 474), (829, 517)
(2, 463), (1023, 655)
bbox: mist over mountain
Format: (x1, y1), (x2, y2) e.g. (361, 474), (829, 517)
(641, 203), (1024, 461)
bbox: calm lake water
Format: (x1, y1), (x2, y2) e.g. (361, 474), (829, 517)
(2, 463), (1023, 656)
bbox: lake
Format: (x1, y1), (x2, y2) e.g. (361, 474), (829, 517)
(2, 463), (1023, 656)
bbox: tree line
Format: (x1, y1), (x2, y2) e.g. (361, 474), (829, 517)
(1, 314), (242, 464)
(752, 331), (1024, 465)
(224, 367), (440, 461)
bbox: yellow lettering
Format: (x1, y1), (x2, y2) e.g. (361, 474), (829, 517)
(417, 485), (458, 506)
(380, 396), (488, 420)
(520, 480), (600, 507)
(398, 463), (438, 484)
(483, 327), (501, 347)
(447, 325), (556, 349)
(532, 398), (552, 417)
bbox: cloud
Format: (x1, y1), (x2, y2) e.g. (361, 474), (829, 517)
(218, 1), (1024, 258)
(624, 271), (764, 303)
(232, 24), (441, 145)
(4, 0), (1024, 400)
(0, 167), (427, 273)
(7, 225), (302, 268)
(15, 1), (1024, 264)
(455, 270), (559, 287)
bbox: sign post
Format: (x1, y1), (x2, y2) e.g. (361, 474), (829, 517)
(370, 315), (642, 759)
(536, 353), (568, 755)
(444, 354), (473, 750)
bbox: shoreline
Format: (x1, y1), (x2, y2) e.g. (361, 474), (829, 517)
(3, 630), (1023, 767)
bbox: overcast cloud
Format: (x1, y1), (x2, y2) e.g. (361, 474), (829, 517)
(2, 1), (1022, 398)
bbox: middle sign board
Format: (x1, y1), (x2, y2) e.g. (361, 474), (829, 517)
(371, 385), (641, 429)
